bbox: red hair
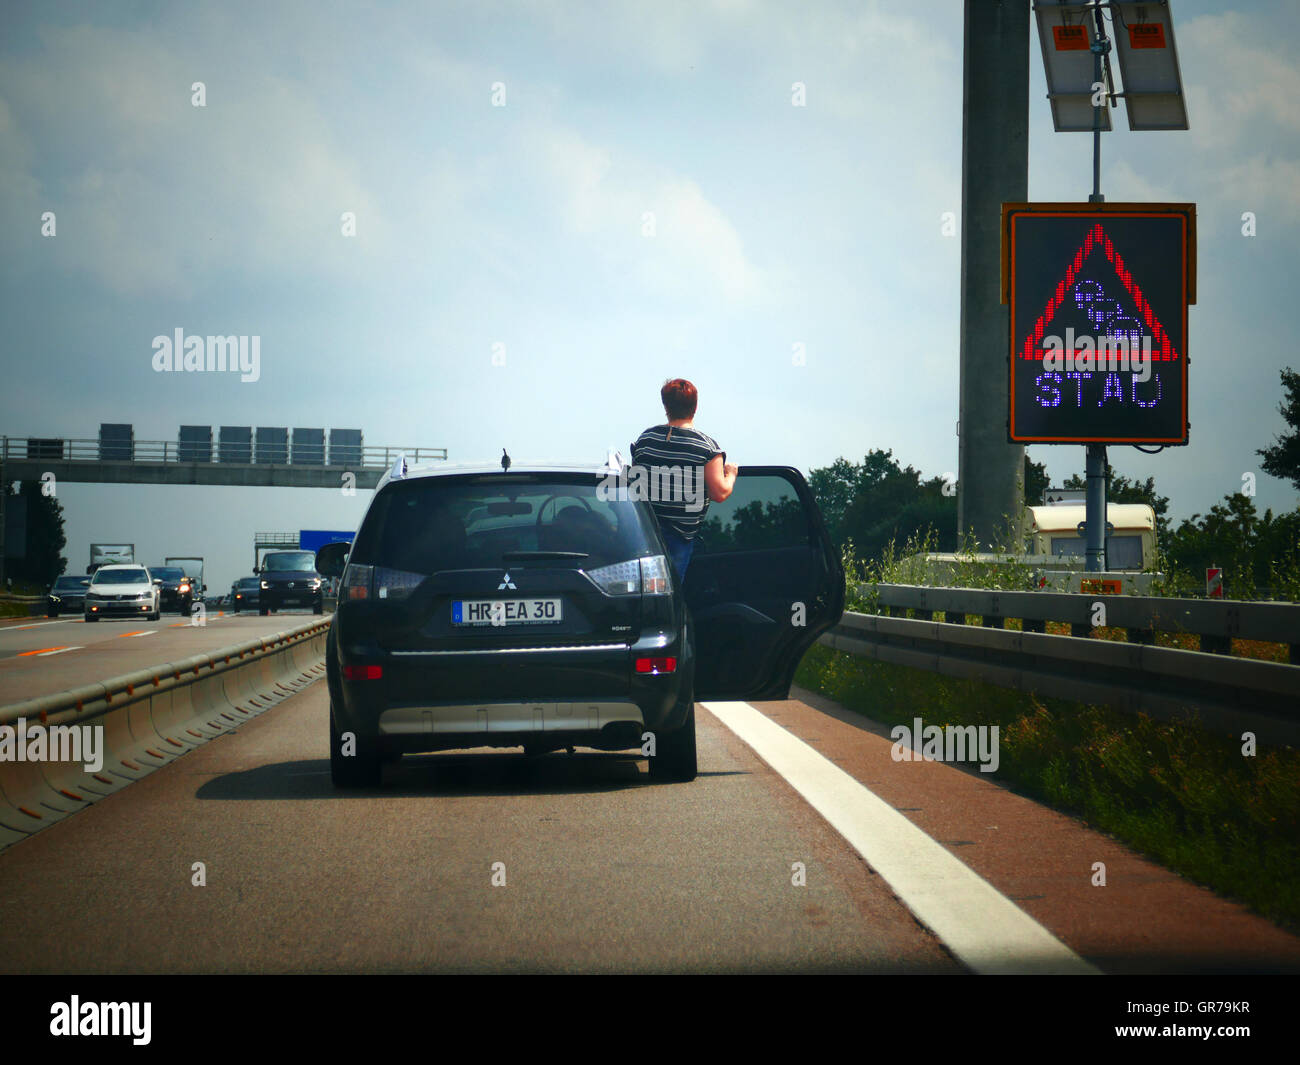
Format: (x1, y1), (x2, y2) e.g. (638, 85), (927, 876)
(661, 378), (698, 420)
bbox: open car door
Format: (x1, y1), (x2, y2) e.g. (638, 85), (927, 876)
(686, 466), (845, 702)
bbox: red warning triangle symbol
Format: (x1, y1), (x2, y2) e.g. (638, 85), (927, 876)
(1019, 222), (1180, 363)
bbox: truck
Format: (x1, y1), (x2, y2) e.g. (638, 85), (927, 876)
(88, 543), (134, 575)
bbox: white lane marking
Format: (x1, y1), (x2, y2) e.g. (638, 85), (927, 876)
(701, 701), (1101, 976)
(120, 630), (160, 638)
(9, 620), (71, 631)
(35, 646), (83, 657)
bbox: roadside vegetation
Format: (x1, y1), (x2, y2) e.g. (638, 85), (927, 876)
(795, 637), (1300, 933)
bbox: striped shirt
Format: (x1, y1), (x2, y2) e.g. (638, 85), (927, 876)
(629, 424), (725, 540)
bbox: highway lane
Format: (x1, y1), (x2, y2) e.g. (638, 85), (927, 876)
(3, 652), (1298, 973)
(0, 610), (327, 706)
(0, 680), (961, 974)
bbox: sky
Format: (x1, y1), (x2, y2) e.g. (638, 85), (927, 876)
(1, 0), (1298, 593)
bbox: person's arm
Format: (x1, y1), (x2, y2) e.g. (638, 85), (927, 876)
(704, 454), (738, 503)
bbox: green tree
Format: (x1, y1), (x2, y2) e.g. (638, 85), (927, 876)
(808, 450), (957, 563)
(1162, 493), (1300, 598)
(1023, 455), (1050, 506)
(1257, 366), (1300, 491)
(4, 480), (68, 588)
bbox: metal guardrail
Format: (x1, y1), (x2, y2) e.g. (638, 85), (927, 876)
(1, 436), (447, 468)
(0, 617), (330, 852)
(0, 618), (331, 727)
(864, 583), (1300, 662)
(817, 586), (1300, 747)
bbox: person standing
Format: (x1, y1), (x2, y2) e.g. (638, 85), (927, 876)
(630, 378), (738, 583)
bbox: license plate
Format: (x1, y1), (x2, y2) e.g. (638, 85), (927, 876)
(452, 598), (563, 625)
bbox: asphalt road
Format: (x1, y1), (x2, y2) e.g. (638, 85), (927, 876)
(2, 666), (1298, 973)
(0, 610), (324, 705)
(0, 680), (959, 973)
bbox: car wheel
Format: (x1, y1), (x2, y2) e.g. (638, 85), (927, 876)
(259, 605), (269, 616)
(649, 697), (697, 782)
(85, 613), (98, 623)
(47, 608), (57, 618)
(330, 705), (381, 788)
(313, 600), (324, 615)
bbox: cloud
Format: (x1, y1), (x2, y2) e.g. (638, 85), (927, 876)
(532, 123), (770, 309)
(0, 22), (387, 298)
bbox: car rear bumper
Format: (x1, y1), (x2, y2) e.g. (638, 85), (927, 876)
(332, 634), (692, 752)
(377, 701), (646, 751)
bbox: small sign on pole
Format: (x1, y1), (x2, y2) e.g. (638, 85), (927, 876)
(1206, 566), (1223, 598)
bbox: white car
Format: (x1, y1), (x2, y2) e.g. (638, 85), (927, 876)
(84, 564), (162, 622)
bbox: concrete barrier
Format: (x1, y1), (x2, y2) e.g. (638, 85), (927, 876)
(0, 618), (330, 854)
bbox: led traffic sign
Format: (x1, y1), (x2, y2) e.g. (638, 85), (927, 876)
(1002, 202), (1195, 444)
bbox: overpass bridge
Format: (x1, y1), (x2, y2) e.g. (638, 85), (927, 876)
(0, 429), (446, 490)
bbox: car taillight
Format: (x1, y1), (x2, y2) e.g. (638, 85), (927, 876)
(587, 558), (640, 595)
(342, 563), (373, 600)
(343, 664), (383, 680)
(635, 656), (677, 674)
(639, 555), (672, 595)
(587, 555), (673, 596)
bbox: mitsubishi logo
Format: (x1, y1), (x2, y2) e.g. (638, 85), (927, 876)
(498, 572), (517, 590)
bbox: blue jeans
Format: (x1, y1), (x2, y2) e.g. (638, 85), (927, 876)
(659, 526), (695, 584)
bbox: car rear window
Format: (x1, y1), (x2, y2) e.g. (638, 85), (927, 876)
(349, 473), (660, 576)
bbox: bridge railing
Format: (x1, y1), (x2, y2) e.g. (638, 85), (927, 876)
(0, 436), (447, 468)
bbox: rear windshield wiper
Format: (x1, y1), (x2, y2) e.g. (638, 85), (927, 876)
(501, 551), (589, 561)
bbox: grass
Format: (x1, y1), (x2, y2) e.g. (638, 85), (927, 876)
(794, 641), (1300, 933)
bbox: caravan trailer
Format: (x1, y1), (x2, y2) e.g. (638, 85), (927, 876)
(1023, 503), (1157, 571)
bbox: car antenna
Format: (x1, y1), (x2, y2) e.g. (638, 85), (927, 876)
(501, 448), (512, 472)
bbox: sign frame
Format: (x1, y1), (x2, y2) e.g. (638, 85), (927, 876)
(1002, 201), (1196, 445)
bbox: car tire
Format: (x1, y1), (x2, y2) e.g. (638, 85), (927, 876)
(330, 706), (381, 788)
(313, 600), (324, 615)
(85, 614), (98, 623)
(648, 697), (697, 782)
(47, 608), (57, 618)
(259, 605), (269, 616)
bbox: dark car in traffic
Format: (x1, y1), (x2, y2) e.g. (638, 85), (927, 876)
(315, 455), (844, 788)
(46, 575), (90, 617)
(258, 551), (324, 615)
(149, 566), (197, 614)
(230, 576), (261, 612)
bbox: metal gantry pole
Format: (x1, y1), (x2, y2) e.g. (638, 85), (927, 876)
(1084, 0), (1111, 572)
(957, 0), (1030, 552)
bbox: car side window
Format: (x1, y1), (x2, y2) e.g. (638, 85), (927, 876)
(693, 472), (812, 554)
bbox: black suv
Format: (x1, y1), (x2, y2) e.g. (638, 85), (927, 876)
(315, 457), (844, 787)
(258, 551), (325, 614)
